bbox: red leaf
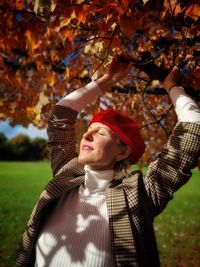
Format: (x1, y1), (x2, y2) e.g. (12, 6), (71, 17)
(119, 15), (139, 38)
(96, 3), (124, 15)
(121, 0), (130, 10)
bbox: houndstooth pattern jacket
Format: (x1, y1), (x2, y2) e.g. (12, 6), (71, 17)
(14, 105), (200, 267)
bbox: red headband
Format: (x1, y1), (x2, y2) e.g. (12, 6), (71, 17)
(89, 109), (145, 164)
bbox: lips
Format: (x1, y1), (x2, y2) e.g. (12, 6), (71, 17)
(82, 144), (93, 151)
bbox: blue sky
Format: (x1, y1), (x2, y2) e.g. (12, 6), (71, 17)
(0, 120), (47, 140)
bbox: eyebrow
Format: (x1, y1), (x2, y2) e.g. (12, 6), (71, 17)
(88, 125), (123, 143)
(89, 126), (108, 131)
(88, 125), (113, 134)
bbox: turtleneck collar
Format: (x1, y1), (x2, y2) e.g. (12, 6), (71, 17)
(84, 165), (114, 192)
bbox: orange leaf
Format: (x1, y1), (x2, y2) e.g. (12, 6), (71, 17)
(185, 4), (200, 21)
(75, 6), (88, 24)
(119, 15), (139, 38)
(65, 67), (70, 80)
(111, 36), (121, 49)
(15, 0), (25, 10)
(26, 106), (36, 121)
(0, 98), (5, 107)
(25, 30), (37, 54)
(61, 29), (74, 42)
(49, 49), (59, 62)
(96, 3), (124, 15)
(163, 0), (180, 16)
(43, 72), (56, 87)
(163, 0), (200, 20)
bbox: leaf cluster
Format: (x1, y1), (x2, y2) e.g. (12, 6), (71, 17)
(0, 0), (199, 163)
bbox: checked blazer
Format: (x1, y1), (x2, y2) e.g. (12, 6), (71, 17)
(15, 105), (200, 267)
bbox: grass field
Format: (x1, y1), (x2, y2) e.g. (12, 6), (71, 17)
(0, 161), (199, 267)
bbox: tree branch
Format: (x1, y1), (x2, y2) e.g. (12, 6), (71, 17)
(110, 85), (167, 95)
(141, 94), (173, 137)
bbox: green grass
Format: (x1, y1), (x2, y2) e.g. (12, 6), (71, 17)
(154, 169), (200, 267)
(0, 162), (52, 267)
(0, 162), (199, 267)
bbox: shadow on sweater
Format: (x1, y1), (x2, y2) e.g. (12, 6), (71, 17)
(35, 188), (115, 266)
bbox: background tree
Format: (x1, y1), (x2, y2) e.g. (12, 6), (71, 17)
(0, 0), (199, 164)
(31, 137), (48, 160)
(0, 133), (48, 160)
(7, 134), (33, 160)
(0, 132), (7, 160)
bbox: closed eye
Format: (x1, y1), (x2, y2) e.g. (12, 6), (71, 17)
(88, 126), (111, 136)
(97, 131), (106, 136)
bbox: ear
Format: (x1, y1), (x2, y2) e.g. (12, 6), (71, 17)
(115, 146), (131, 162)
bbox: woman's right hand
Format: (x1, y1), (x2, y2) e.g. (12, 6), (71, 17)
(96, 54), (132, 93)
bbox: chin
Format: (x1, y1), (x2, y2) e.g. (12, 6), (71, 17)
(78, 156), (90, 165)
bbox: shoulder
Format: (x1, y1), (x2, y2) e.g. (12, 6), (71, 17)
(55, 157), (85, 179)
(172, 121), (200, 135)
(122, 170), (143, 188)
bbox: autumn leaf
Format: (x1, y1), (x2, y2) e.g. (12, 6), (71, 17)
(60, 29), (74, 42)
(15, 0), (25, 10)
(33, 91), (49, 125)
(75, 6), (88, 24)
(25, 30), (37, 55)
(65, 67), (70, 80)
(49, 49), (60, 62)
(96, 2), (124, 15)
(43, 71), (56, 87)
(186, 3), (200, 21)
(26, 106), (36, 121)
(0, 98), (4, 107)
(119, 15), (139, 39)
(121, 0), (130, 10)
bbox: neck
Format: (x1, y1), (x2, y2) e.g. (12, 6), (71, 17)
(84, 165), (114, 191)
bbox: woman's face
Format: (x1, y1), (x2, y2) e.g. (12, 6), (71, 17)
(78, 122), (127, 170)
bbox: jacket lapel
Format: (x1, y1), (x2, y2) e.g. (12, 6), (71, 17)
(106, 178), (138, 266)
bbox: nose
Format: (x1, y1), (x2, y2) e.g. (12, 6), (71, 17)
(83, 129), (94, 141)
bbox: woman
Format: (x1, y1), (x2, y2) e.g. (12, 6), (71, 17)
(15, 56), (200, 266)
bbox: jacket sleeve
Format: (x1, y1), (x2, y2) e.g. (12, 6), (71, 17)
(47, 104), (79, 176)
(143, 122), (200, 216)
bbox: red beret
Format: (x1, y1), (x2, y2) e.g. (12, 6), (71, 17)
(89, 109), (145, 164)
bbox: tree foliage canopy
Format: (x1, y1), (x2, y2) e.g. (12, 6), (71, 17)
(0, 0), (199, 164)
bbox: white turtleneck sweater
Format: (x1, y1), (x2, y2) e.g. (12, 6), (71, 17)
(35, 167), (116, 267)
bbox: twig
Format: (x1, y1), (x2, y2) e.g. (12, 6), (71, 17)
(141, 93), (173, 137)
(128, 74), (150, 83)
(86, 36), (112, 42)
(167, 0), (175, 21)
